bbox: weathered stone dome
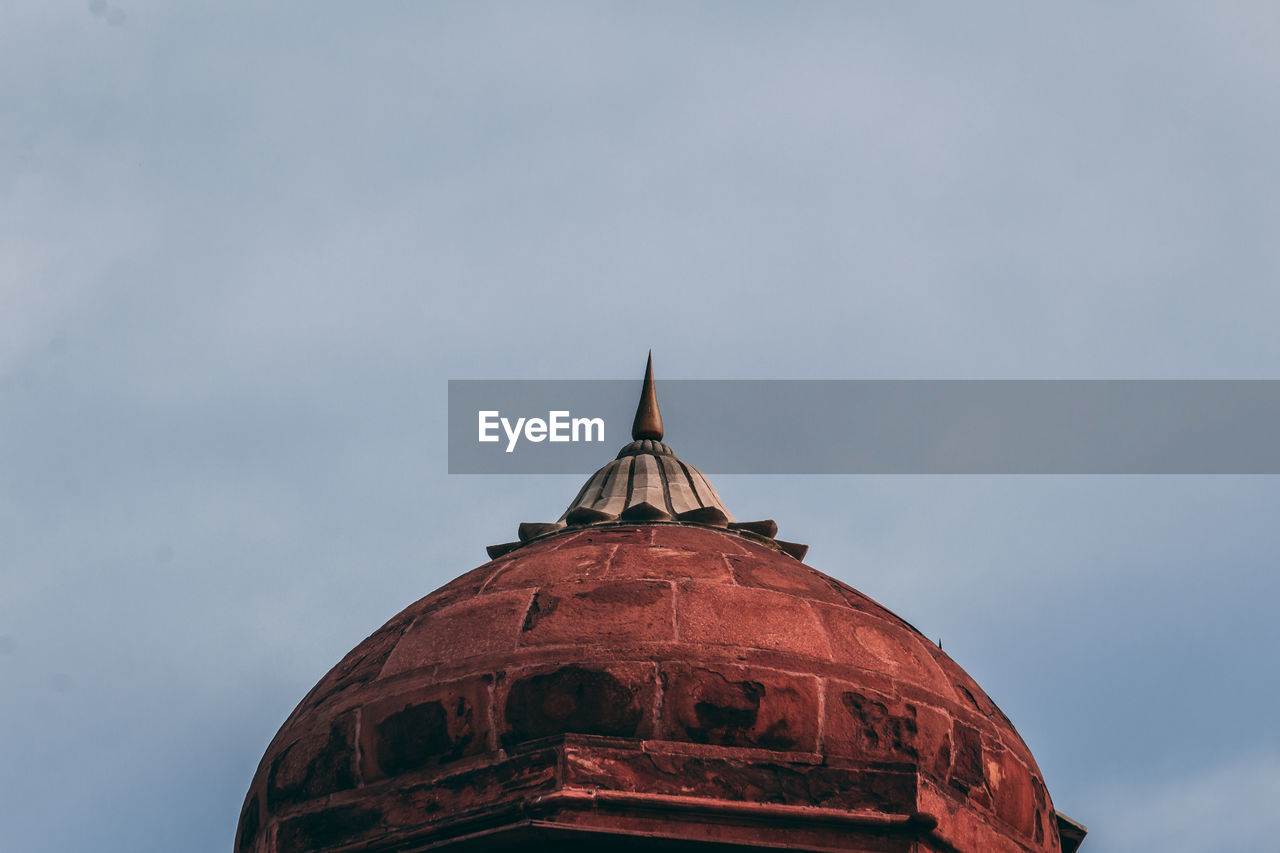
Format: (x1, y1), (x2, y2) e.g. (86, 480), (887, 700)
(237, 522), (1062, 852)
(236, 357), (1081, 852)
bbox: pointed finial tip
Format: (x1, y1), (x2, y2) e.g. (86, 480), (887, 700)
(631, 352), (664, 441)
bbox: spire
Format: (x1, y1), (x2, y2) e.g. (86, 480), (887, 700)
(631, 351), (664, 441)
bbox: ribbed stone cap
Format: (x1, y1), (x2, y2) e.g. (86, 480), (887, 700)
(487, 356), (807, 562)
(557, 439), (736, 526)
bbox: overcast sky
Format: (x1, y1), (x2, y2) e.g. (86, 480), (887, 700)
(3, 3), (1279, 852)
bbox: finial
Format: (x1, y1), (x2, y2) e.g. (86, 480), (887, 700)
(631, 351), (664, 441)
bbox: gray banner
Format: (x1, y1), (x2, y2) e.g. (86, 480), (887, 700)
(448, 380), (1280, 474)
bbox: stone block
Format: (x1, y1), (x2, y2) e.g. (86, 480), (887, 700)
(813, 603), (957, 701)
(515, 579), (675, 647)
(677, 581), (830, 659)
(606, 541), (734, 581)
(659, 662), (820, 752)
(481, 543), (614, 591)
(266, 710), (360, 811)
(359, 675), (492, 781)
(496, 662), (658, 749)
(726, 552), (847, 605)
(380, 588), (534, 677)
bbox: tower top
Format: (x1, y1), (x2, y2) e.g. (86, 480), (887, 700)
(483, 352), (805, 561)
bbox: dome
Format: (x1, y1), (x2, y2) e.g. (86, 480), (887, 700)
(236, 357), (1080, 852)
(238, 525), (1059, 853)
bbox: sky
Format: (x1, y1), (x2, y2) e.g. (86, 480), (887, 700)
(2, 3), (1279, 851)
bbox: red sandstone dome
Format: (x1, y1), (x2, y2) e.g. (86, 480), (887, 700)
(237, 360), (1084, 853)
